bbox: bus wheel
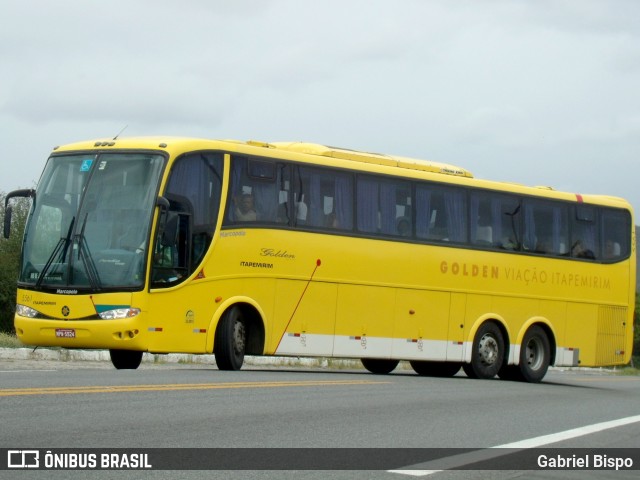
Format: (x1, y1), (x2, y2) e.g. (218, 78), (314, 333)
(410, 361), (461, 377)
(109, 349), (143, 370)
(518, 326), (550, 383)
(361, 358), (399, 374)
(214, 307), (246, 371)
(464, 322), (504, 379)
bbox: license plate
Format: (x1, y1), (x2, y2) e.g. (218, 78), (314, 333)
(55, 328), (76, 338)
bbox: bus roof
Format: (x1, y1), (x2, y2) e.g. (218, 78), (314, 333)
(54, 137), (473, 179)
(263, 141), (473, 178)
(51, 136), (631, 210)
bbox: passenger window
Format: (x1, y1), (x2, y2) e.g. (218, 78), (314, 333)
(571, 205), (598, 260)
(226, 157), (291, 225)
(297, 166), (353, 230)
(470, 192), (521, 250)
(522, 200), (569, 256)
(356, 175), (412, 237)
(601, 208), (631, 261)
(416, 184), (467, 243)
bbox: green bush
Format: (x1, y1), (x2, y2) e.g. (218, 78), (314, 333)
(0, 192), (31, 333)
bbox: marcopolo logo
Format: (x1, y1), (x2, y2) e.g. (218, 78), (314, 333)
(8, 450), (39, 468)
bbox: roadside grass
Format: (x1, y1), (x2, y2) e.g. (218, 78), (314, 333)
(0, 332), (22, 348)
(617, 361), (640, 375)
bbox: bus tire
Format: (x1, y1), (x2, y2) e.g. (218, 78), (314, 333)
(361, 358), (399, 374)
(518, 325), (550, 383)
(464, 322), (505, 379)
(410, 361), (461, 377)
(109, 349), (143, 370)
(214, 306), (246, 371)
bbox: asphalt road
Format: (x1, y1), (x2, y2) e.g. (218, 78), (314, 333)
(1, 355), (639, 480)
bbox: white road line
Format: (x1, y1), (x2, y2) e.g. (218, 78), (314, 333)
(390, 414), (640, 477)
(0, 370), (57, 373)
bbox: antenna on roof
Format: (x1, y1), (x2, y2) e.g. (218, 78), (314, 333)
(113, 125), (128, 140)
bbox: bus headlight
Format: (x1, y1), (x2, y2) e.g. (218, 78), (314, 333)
(98, 308), (141, 320)
(16, 304), (40, 318)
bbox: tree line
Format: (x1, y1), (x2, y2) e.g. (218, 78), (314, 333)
(0, 192), (30, 332)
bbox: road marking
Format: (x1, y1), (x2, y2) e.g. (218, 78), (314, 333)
(0, 379), (389, 397)
(0, 370), (57, 373)
(390, 414), (640, 476)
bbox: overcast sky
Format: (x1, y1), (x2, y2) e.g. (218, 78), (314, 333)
(1, 0), (639, 213)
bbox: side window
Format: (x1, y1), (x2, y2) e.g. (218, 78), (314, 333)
(153, 152), (223, 285)
(226, 157), (291, 225)
(601, 208), (631, 262)
(297, 166), (353, 230)
(470, 192), (521, 250)
(571, 205), (598, 260)
(522, 199), (569, 256)
(357, 175), (412, 237)
(416, 184), (467, 243)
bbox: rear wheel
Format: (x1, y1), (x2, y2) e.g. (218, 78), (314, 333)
(109, 349), (143, 370)
(361, 358), (399, 374)
(463, 322), (505, 379)
(518, 326), (550, 383)
(410, 361), (461, 377)
(214, 307), (246, 371)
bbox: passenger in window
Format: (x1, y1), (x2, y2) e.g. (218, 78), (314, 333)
(396, 217), (411, 237)
(276, 203), (289, 224)
(535, 238), (551, 254)
(325, 212), (339, 228)
(604, 240), (619, 260)
(234, 193), (257, 222)
(571, 240), (595, 259)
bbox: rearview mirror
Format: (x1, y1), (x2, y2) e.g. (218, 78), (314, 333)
(3, 205), (12, 239)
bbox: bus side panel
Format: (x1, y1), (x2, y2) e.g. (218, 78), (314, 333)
(562, 303), (629, 367)
(534, 299), (567, 363)
(391, 289), (451, 361)
(146, 282), (221, 354)
(595, 305), (629, 366)
(563, 303), (597, 366)
(333, 284), (395, 359)
(447, 293), (467, 362)
(462, 294), (493, 362)
(272, 279), (337, 356)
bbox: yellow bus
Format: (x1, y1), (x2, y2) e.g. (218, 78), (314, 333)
(4, 137), (635, 382)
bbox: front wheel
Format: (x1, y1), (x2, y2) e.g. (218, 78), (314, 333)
(214, 307), (246, 371)
(361, 358), (399, 374)
(463, 322), (505, 379)
(410, 361), (461, 377)
(109, 349), (143, 370)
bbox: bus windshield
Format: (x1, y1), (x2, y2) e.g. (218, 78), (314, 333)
(20, 153), (166, 291)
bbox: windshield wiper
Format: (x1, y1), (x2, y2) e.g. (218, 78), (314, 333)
(74, 213), (102, 291)
(35, 217), (75, 289)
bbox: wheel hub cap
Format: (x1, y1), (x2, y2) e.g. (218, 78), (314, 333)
(478, 334), (498, 365)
